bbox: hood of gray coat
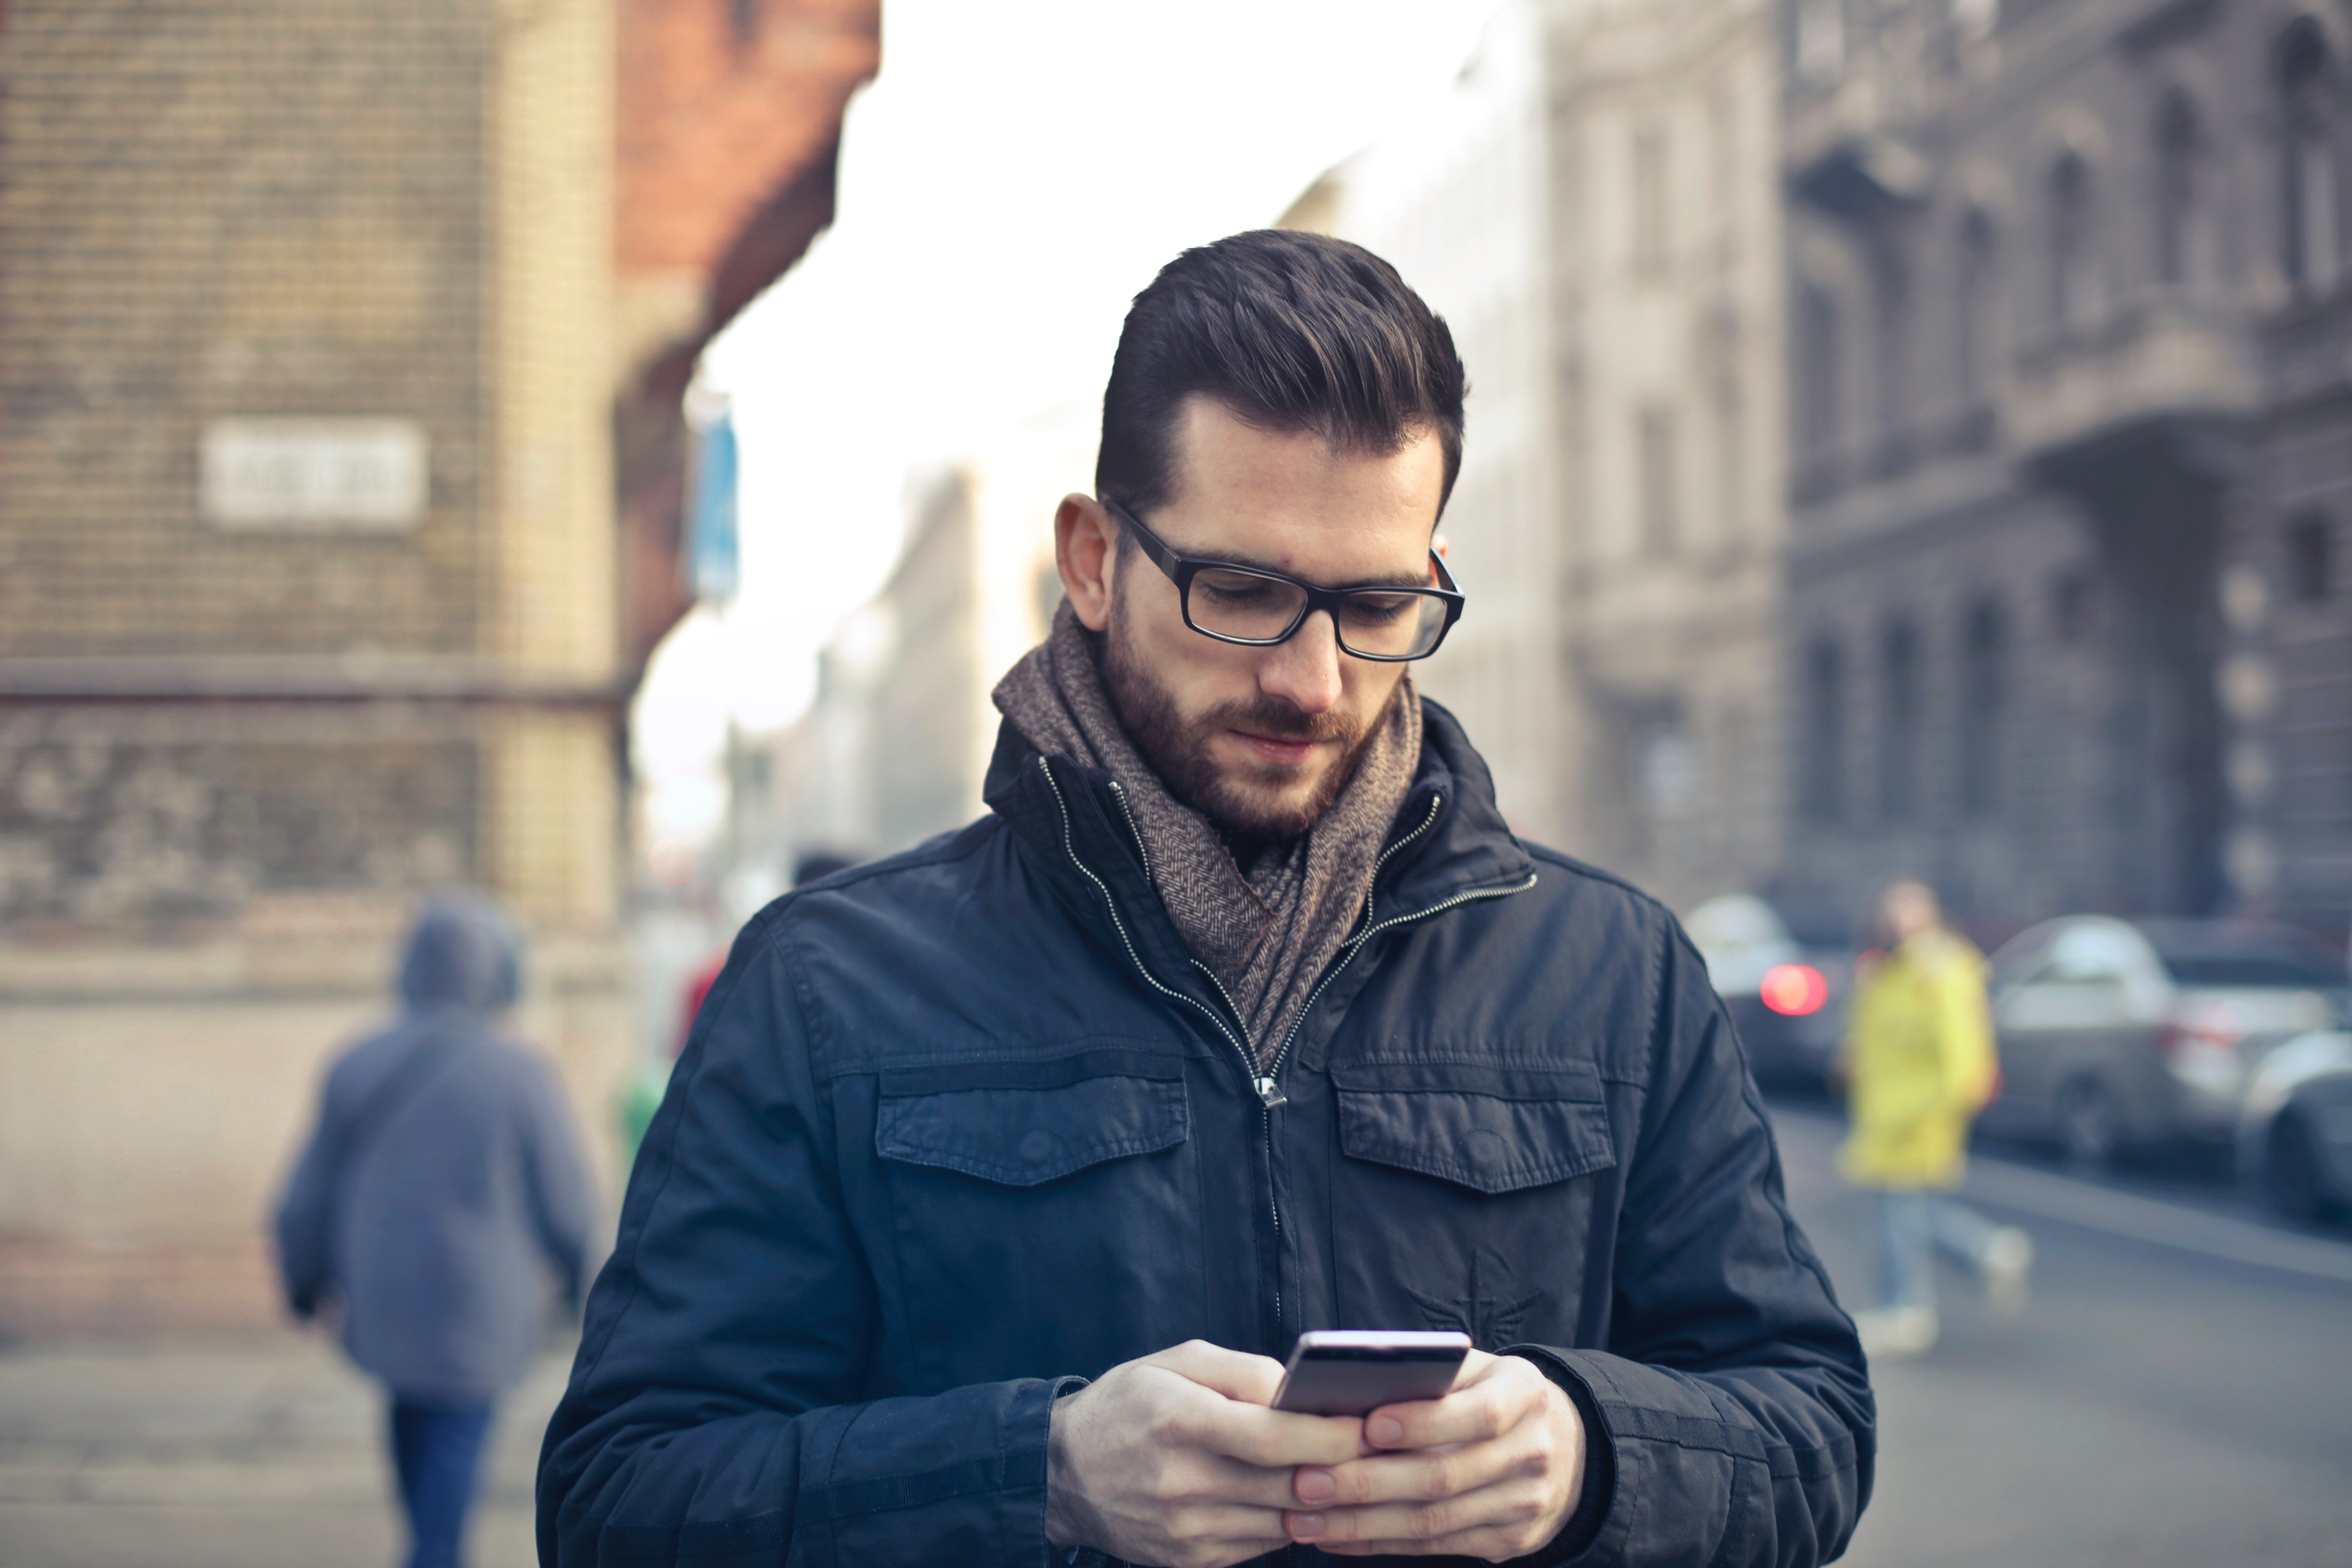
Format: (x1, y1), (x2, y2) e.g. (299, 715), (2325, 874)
(396, 894), (522, 1014)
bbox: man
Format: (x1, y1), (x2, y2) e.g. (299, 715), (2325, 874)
(276, 893), (597, 1568)
(1839, 880), (2032, 1359)
(539, 230), (1871, 1567)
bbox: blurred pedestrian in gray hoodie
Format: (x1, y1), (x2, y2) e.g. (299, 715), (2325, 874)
(274, 893), (597, 1568)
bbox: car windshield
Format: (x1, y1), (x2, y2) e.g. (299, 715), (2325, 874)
(2157, 954), (2345, 989)
(2136, 921), (2348, 989)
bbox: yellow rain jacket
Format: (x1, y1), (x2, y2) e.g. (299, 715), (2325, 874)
(1838, 929), (1998, 1190)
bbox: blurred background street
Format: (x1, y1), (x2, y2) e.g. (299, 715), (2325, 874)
(7, 0), (2352, 1562)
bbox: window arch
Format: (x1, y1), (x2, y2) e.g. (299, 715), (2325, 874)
(2279, 18), (2341, 290)
(2048, 151), (2097, 325)
(2155, 89), (2203, 286)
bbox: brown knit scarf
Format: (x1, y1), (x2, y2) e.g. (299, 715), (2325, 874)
(993, 601), (1421, 1069)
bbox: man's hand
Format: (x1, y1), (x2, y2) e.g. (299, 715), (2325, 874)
(1047, 1340), (1365, 1568)
(1281, 1349), (1585, 1561)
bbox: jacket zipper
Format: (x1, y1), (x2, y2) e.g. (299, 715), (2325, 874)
(1104, 781), (1264, 1082)
(1050, 762), (1537, 1346)
(1039, 761), (1254, 1067)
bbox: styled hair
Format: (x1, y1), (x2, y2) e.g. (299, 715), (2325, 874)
(1094, 230), (1467, 523)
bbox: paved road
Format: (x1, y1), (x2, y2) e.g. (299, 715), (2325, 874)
(1, 1109), (2347, 1567)
(1768, 1100), (2352, 1568)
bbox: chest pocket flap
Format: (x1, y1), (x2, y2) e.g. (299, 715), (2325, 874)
(1333, 1063), (1615, 1194)
(877, 1057), (1189, 1187)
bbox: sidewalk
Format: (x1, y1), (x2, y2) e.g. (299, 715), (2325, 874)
(0, 1335), (571, 1568)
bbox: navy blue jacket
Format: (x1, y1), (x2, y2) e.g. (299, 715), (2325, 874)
(276, 897), (598, 1405)
(538, 705), (1872, 1566)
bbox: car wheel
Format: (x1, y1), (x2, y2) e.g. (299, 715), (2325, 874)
(2262, 1111), (2330, 1223)
(2058, 1078), (2122, 1172)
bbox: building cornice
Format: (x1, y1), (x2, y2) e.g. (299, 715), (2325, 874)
(0, 656), (626, 708)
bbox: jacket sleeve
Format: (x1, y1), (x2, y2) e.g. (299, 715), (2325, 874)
(270, 1066), (344, 1321)
(1512, 922), (1875, 1568)
(518, 1050), (601, 1308)
(535, 913), (1069, 1568)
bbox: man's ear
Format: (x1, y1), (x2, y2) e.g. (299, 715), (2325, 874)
(1055, 494), (1117, 633)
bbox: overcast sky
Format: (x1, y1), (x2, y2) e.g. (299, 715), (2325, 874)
(633, 0), (1500, 853)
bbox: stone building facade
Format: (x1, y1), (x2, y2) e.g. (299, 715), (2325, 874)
(1779, 0), (2352, 940)
(1286, 0), (1790, 913)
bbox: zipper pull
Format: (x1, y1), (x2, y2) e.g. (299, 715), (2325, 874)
(1254, 1076), (1289, 1109)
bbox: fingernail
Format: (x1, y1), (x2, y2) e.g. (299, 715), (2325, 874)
(1289, 1512), (1326, 1539)
(1369, 1416), (1404, 1445)
(1294, 1468), (1334, 1503)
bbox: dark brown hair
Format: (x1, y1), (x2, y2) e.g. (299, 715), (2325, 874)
(1095, 230), (1467, 522)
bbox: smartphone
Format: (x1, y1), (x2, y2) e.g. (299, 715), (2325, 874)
(1271, 1330), (1472, 1417)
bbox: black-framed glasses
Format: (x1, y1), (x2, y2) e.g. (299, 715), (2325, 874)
(1101, 497), (1465, 662)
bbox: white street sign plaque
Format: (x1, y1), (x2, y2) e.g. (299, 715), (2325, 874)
(201, 418), (428, 528)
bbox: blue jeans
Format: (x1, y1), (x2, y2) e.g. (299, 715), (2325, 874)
(1874, 1189), (2000, 1312)
(389, 1399), (495, 1568)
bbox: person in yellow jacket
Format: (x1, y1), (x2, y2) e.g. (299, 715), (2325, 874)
(1839, 880), (2033, 1357)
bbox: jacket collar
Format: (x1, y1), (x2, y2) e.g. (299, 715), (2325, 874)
(981, 696), (1536, 963)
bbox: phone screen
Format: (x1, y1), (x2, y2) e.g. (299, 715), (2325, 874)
(1271, 1330), (1471, 1416)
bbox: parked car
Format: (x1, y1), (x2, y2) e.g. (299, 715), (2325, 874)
(1687, 893), (1851, 1089)
(2239, 1029), (2352, 1221)
(1980, 916), (2349, 1169)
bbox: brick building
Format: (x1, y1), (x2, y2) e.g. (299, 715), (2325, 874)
(0, 0), (875, 1336)
(1779, 0), (2352, 941)
(612, 0), (880, 675)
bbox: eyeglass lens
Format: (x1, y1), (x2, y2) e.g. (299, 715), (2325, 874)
(1187, 567), (1448, 659)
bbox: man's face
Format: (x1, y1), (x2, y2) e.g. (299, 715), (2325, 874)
(1083, 398), (1447, 845)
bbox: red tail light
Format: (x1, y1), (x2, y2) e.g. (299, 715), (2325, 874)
(2158, 1000), (2246, 1062)
(1761, 964), (1829, 1016)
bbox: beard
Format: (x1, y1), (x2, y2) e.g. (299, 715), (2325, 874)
(1100, 600), (1383, 849)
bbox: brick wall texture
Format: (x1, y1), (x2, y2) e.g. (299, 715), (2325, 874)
(0, 1), (493, 661)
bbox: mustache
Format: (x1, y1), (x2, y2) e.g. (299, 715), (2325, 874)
(1202, 696), (1361, 745)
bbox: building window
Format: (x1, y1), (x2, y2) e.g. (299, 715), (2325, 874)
(1879, 617), (1921, 825)
(2052, 566), (2094, 642)
(1709, 86), (1739, 215)
(2279, 20), (2342, 291)
(2049, 151), (2097, 326)
(1714, 378), (1746, 543)
(1638, 405), (1679, 558)
(1797, 283), (1840, 463)
(1956, 209), (1998, 403)
(1873, 241), (1911, 448)
(1961, 597), (2007, 818)
(2287, 512), (2334, 602)
(2156, 89), (2203, 286)
(1804, 637), (1847, 825)
(1633, 127), (1670, 275)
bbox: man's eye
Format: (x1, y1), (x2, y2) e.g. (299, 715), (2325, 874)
(1199, 578), (1278, 606)
(1342, 594), (1416, 625)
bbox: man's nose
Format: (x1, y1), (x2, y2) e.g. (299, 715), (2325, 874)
(1258, 610), (1344, 714)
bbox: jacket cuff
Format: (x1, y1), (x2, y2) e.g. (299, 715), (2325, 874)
(1043, 1376), (1093, 1567)
(1500, 1346), (1616, 1567)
